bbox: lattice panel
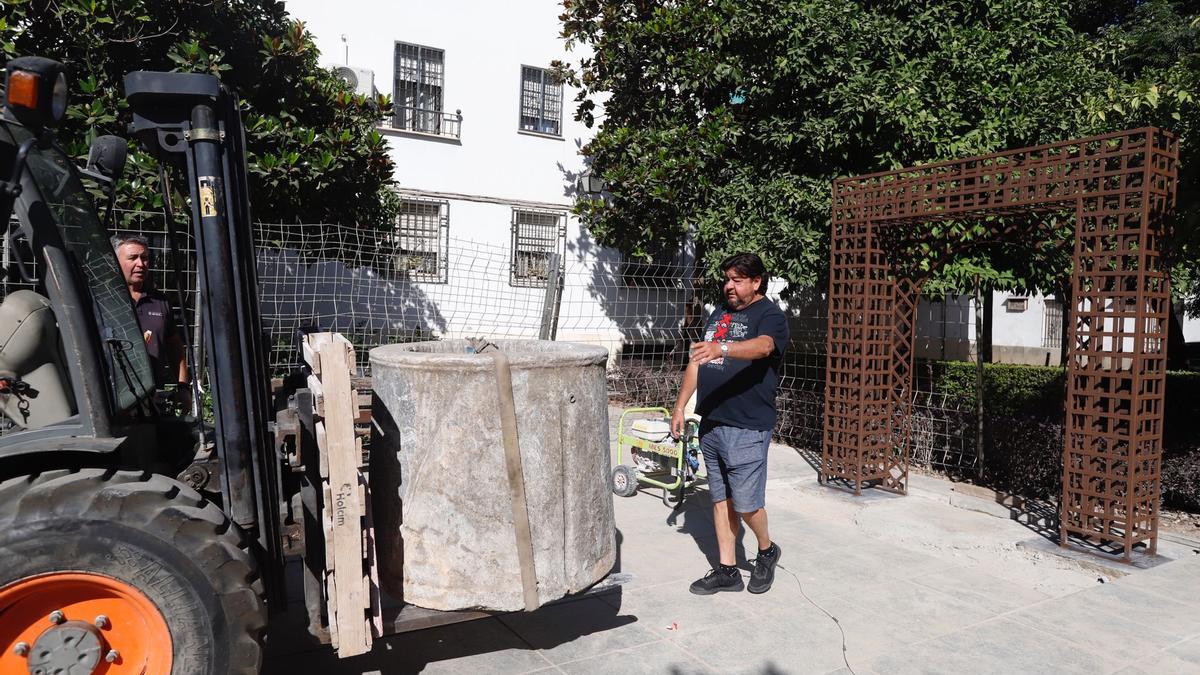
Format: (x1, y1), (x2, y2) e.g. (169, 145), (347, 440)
(823, 128), (1177, 561)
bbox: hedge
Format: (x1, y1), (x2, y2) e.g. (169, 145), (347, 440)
(925, 361), (1200, 510)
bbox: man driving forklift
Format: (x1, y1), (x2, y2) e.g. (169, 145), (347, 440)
(112, 233), (190, 410)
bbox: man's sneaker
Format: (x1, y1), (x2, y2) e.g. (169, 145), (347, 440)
(747, 543), (781, 594)
(689, 566), (744, 595)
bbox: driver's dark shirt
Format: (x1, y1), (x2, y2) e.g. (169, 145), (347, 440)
(133, 289), (177, 386)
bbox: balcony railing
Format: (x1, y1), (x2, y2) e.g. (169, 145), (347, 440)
(392, 106), (462, 139)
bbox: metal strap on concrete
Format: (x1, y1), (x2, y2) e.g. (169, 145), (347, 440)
(489, 350), (540, 611)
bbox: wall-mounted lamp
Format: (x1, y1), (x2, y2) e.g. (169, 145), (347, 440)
(580, 168), (606, 196)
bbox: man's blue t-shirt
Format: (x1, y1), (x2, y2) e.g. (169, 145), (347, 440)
(696, 297), (789, 431)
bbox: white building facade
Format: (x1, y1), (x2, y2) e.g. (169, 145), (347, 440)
(285, 0), (654, 353)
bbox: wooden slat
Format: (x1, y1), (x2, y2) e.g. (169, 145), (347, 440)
(315, 421), (329, 480)
(319, 338), (371, 657)
(324, 570), (339, 650)
(301, 332), (340, 373)
(301, 333), (378, 656)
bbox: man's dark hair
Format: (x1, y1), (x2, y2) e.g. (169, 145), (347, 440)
(719, 252), (769, 294)
(111, 233), (151, 253)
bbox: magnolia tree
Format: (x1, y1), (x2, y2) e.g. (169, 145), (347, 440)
(558, 0), (1198, 307)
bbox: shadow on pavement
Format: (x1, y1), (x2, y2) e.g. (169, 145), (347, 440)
(665, 487), (753, 572)
(263, 529), (633, 674)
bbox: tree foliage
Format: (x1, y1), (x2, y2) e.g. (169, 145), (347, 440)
(0, 0), (399, 231)
(1085, 2), (1200, 312)
(560, 0), (1199, 300)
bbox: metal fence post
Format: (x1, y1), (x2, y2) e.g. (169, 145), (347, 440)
(538, 253), (562, 341)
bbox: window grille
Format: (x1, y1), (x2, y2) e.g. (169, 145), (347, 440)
(1043, 298), (1063, 349)
(519, 66), (563, 136)
(510, 209), (565, 287)
(395, 43), (460, 138)
(394, 198), (448, 283)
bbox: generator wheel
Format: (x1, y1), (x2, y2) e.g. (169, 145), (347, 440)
(611, 464), (639, 497)
(0, 469), (266, 675)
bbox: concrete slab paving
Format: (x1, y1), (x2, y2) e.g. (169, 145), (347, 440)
(1113, 635), (1200, 674)
(555, 638), (712, 675)
(497, 596), (662, 665)
(597, 578), (752, 637)
(906, 564), (1051, 614)
(262, 407), (1200, 674)
(1005, 592), (1182, 664)
(865, 616), (1117, 675)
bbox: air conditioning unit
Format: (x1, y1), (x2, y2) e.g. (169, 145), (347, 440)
(331, 65), (375, 97)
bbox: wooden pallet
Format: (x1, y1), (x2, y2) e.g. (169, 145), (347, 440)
(301, 333), (380, 657)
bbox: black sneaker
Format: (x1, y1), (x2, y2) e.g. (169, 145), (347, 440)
(689, 566), (744, 595)
(747, 543), (781, 594)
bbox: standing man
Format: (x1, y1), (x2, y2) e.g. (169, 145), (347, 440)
(113, 234), (190, 409)
(672, 252), (788, 595)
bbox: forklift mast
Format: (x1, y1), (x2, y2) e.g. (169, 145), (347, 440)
(123, 71), (284, 602)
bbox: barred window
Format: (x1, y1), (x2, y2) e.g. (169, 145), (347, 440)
(1043, 298), (1063, 349)
(394, 42), (449, 136)
(519, 66), (562, 136)
(510, 209), (565, 287)
(393, 198), (448, 283)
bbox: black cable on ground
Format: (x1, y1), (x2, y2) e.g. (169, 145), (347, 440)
(774, 563), (855, 675)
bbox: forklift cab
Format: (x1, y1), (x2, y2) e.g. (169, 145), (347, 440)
(0, 57), (281, 556)
(0, 56), (278, 675)
(0, 102), (158, 443)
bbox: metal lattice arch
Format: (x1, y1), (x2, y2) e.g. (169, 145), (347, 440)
(821, 128), (1178, 561)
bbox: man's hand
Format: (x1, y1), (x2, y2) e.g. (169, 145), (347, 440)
(671, 406), (687, 440)
(689, 341), (723, 366)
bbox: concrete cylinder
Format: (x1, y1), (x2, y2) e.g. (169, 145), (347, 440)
(369, 339), (616, 612)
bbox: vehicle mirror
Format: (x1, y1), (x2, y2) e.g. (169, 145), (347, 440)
(86, 135), (128, 182)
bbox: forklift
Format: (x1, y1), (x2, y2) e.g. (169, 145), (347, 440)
(0, 56), (620, 674)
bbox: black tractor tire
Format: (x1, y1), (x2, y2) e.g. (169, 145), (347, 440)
(0, 468), (267, 675)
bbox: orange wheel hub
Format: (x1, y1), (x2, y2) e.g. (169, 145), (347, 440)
(0, 572), (172, 675)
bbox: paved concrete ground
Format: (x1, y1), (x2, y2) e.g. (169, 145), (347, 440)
(263, 417), (1200, 674)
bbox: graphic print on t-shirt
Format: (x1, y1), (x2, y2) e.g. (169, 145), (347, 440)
(704, 311), (749, 368)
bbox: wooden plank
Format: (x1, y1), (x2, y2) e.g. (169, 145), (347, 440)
(315, 421), (329, 480)
(362, 471), (383, 638)
(324, 570), (339, 650)
(302, 332), (342, 373)
(307, 372), (325, 418)
(302, 340), (321, 374)
(306, 373), (325, 404)
(319, 339), (371, 657)
(321, 483), (334, 569)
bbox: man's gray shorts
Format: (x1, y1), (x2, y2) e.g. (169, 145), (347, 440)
(700, 423), (771, 513)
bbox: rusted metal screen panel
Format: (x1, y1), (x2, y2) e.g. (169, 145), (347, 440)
(822, 128), (1178, 561)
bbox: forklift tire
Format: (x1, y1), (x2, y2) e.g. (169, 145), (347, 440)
(611, 464), (639, 497)
(0, 469), (266, 675)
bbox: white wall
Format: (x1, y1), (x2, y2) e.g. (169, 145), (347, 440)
(1184, 315), (1200, 342)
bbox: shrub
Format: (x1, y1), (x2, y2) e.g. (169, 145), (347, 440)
(925, 360), (1200, 510)
(1163, 447), (1200, 512)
